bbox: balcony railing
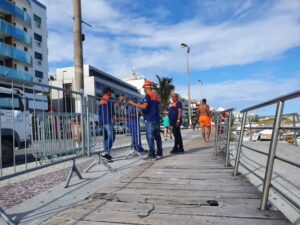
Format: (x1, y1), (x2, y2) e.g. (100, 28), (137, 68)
(0, 65), (32, 81)
(0, 42), (31, 65)
(0, 19), (31, 46)
(0, 1), (31, 27)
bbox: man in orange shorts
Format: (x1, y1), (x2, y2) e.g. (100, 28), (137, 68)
(197, 99), (211, 143)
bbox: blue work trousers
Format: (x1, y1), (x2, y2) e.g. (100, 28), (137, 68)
(103, 124), (115, 154)
(129, 120), (144, 152)
(145, 121), (163, 157)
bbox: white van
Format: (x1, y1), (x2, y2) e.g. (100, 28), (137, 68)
(0, 87), (31, 164)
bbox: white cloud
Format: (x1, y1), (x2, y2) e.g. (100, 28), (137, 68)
(41, 0), (300, 111)
(176, 77), (300, 111)
(41, 0), (300, 78)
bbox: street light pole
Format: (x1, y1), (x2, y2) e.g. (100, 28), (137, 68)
(198, 80), (203, 100)
(181, 43), (191, 127)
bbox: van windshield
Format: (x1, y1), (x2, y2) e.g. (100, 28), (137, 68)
(0, 93), (21, 110)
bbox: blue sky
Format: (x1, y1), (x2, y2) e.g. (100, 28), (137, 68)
(39, 0), (300, 113)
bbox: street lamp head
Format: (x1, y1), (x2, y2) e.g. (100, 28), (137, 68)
(181, 43), (188, 48)
(198, 80), (203, 85)
(181, 43), (190, 53)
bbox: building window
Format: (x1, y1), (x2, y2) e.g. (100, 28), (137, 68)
(24, 66), (28, 71)
(23, 27), (27, 32)
(34, 14), (42, 28)
(14, 64), (17, 69)
(13, 22), (16, 26)
(13, 43), (16, 47)
(23, 7), (27, 12)
(24, 47), (28, 52)
(34, 52), (43, 60)
(34, 33), (42, 42)
(0, 60), (4, 66)
(35, 70), (43, 79)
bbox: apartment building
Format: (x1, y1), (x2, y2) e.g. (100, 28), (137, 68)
(0, 0), (48, 86)
(50, 65), (143, 112)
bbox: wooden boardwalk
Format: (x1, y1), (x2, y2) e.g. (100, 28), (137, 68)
(42, 138), (290, 225)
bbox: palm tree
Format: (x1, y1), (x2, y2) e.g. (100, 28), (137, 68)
(155, 75), (175, 111)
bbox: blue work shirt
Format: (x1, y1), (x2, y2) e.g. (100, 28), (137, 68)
(168, 101), (182, 126)
(98, 96), (114, 125)
(143, 91), (160, 122)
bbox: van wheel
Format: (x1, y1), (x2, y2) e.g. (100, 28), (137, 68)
(1, 140), (13, 165)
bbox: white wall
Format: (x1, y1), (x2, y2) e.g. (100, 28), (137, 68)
(30, 0), (48, 86)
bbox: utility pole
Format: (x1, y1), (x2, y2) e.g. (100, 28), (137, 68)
(73, 0), (85, 154)
(73, 0), (84, 92)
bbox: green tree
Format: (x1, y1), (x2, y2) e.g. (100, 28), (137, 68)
(155, 75), (175, 111)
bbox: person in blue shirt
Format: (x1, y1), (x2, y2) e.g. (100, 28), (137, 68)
(98, 87), (118, 161)
(168, 93), (184, 154)
(128, 80), (163, 159)
(127, 98), (144, 152)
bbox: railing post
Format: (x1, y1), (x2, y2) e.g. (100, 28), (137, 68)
(260, 100), (284, 210)
(225, 110), (233, 167)
(293, 114), (298, 146)
(214, 114), (220, 155)
(233, 111), (247, 176)
(85, 95), (90, 156)
(80, 92), (86, 155)
(0, 208), (16, 225)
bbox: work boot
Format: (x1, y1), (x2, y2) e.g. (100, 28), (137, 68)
(178, 147), (185, 153)
(101, 153), (113, 161)
(170, 147), (179, 154)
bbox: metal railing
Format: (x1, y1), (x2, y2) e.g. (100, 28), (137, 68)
(214, 108), (234, 167)
(232, 90), (300, 211)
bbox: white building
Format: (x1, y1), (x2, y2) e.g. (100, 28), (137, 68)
(50, 65), (143, 112)
(122, 68), (146, 95)
(0, 0), (48, 86)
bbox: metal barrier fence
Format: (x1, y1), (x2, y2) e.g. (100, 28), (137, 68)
(214, 108), (234, 167)
(85, 94), (142, 156)
(0, 76), (143, 225)
(231, 90), (300, 212)
(0, 77), (85, 181)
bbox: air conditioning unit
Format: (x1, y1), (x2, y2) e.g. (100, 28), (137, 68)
(37, 41), (42, 47)
(36, 60), (42, 66)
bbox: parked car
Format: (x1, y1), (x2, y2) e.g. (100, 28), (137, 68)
(256, 129), (272, 141)
(90, 121), (103, 136)
(0, 87), (31, 164)
(114, 123), (129, 134)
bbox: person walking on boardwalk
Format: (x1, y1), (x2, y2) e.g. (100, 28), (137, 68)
(98, 87), (119, 162)
(197, 98), (212, 143)
(162, 112), (172, 141)
(127, 98), (144, 152)
(169, 93), (184, 154)
(128, 80), (163, 159)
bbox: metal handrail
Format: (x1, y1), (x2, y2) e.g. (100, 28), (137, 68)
(241, 89), (300, 112)
(275, 155), (300, 168)
(233, 90), (300, 211)
(241, 144), (269, 156)
(213, 108), (234, 167)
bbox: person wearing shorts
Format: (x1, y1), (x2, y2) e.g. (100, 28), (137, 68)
(197, 98), (212, 143)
